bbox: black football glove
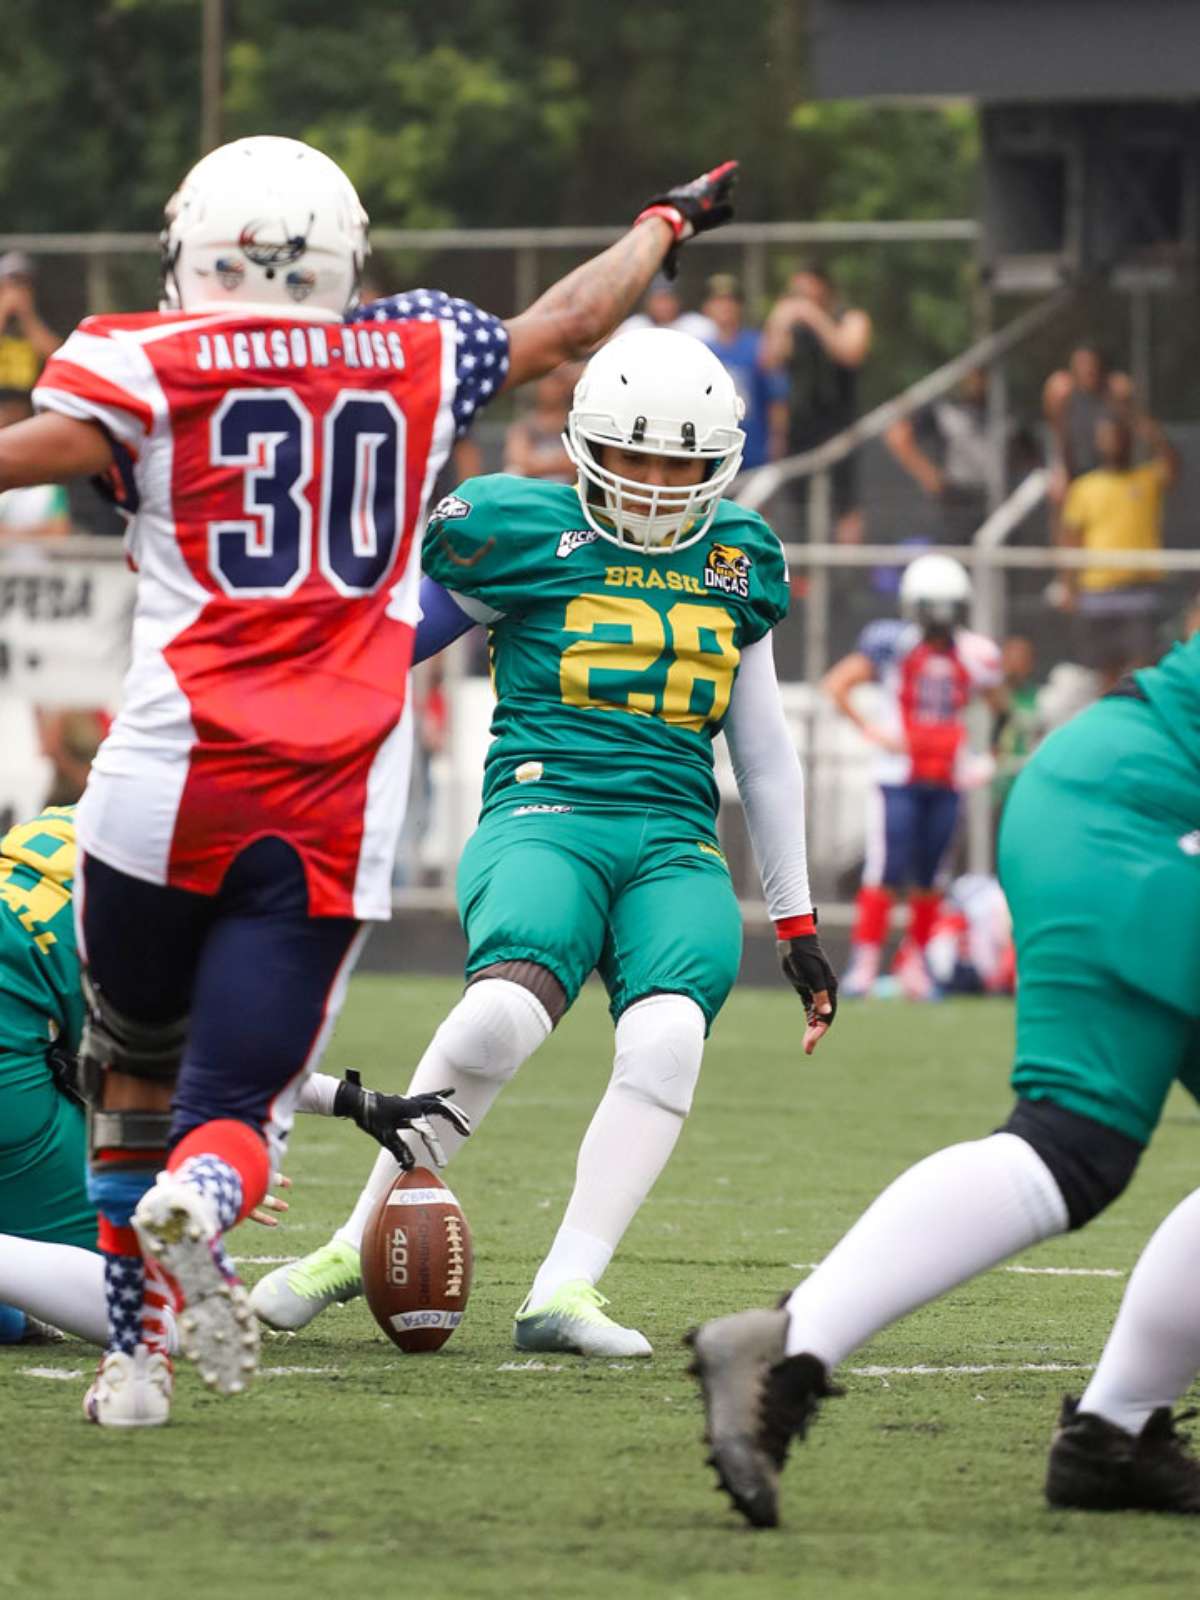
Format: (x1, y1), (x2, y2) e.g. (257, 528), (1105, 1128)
(47, 1042), (83, 1107)
(333, 1070), (471, 1170)
(634, 159), (739, 279)
(778, 921), (839, 1034)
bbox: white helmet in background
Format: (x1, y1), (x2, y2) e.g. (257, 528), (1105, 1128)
(564, 328), (745, 553)
(160, 136), (369, 320)
(899, 552), (972, 631)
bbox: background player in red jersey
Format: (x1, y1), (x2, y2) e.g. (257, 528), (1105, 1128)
(822, 554), (1004, 1000)
(0, 134), (738, 1426)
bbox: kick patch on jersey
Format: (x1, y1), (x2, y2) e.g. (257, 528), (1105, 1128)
(556, 528), (599, 559)
(431, 493), (472, 523)
(703, 542), (752, 599)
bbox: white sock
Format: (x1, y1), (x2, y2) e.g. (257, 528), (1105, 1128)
(335, 978), (552, 1249)
(526, 994), (705, 1308)
(785, 1132), (1069, 1365)
(1079, 1186), (1200, 1435)
(0, 1234), (108, 1345)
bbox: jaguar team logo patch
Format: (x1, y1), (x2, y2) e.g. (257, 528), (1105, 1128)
(431, 493), (472, 523)
(556, 528), (598, 558)
(704, 542), (752, 598)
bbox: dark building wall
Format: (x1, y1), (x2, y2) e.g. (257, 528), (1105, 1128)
(812, 0), (1200, 102)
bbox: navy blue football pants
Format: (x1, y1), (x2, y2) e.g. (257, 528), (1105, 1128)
(874, 782), (960, 890)
(78, 838), (365, 1162)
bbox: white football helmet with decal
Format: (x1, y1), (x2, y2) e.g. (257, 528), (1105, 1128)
(564, 328), (745, 553)
(160, 136), (369, 320)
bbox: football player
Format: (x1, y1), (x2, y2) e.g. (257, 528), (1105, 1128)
(252, 327), (838, 1356)
(0, 134), (738, 1424)
(822, 554), (1003, 999)
(688, 631), (1200, 1526)
(0, 803), (466, 1372)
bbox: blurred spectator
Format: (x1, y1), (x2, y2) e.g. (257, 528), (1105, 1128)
(991, 635), (1044, 808)
(0, 253), (61, 393)
(503, 366), (577, 483)
(701, 273), (786, 472)
(1054, 411), (1179, 691)
(1043, 341), (1134, 499)
(884, 367), (1039, 543)
(36, 708), (107, 805)
(761, 262), (873, 543)
(618, 275), (716, 342)
(0, 390), (69, 539)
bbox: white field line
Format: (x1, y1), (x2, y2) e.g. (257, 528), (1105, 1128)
(17, 1358), (1094, 1385)
(790, 1262), (1125, 1280)
(850, 1362), (1091, 1377)
(231, 1255), (299, 1266)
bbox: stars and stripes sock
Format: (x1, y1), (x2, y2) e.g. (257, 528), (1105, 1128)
(171, 1154), (243, 1233)
(102, 1250), (145, 1356)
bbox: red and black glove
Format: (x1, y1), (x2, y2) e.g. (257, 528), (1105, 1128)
(634, 160), (739, 279)
(775, 911), (838, 1033)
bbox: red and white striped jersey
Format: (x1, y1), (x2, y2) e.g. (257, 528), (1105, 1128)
(34, 294), (509, 918)
(857, 618), (1002, 788)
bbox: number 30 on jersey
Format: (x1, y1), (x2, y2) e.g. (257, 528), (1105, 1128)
(208, 388), (406, 599)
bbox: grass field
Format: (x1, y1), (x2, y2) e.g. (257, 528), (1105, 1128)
(4, 975), (1199, 1599)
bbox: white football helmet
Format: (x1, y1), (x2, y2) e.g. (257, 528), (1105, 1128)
(899, 552), (972, 630)
(160, 136), (369, 320)
(564, 328), (745, 553)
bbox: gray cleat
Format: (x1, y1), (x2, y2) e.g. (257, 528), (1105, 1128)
(685, 1308), (838, 1529)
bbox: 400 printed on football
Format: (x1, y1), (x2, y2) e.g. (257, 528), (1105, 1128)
(361, 1166), (474, 1352)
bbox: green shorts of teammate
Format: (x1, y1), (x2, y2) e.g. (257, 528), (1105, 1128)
(999, 694), (1200, 1147)
(0, 992), (94, 1253)
(456, 805), (744, 1030)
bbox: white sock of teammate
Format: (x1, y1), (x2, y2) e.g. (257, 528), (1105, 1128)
(335, 978), (552, 1251)
(0, 1235), (109, 1345)
(526, 994), (705, 1308)
(1077, 1186), (1200, 1435)
(784, 1132), (1070, 1364)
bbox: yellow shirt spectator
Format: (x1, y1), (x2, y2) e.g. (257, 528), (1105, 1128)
(1063, 459), (1169, 591)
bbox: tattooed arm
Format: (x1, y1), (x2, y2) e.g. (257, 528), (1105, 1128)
(502, 161), (738, 390)
(501, 218), (674, 390)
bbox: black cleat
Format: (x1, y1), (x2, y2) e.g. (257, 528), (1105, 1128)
(685, 1309), (839, 1529)
(1046, 1395), (1200, 1513)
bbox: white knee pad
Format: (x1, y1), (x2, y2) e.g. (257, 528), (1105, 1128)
(433, 977), (552, 1084)
(611, 994), (706, 1118)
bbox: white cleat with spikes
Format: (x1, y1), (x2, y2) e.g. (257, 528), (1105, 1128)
(133, 1174), (258, 1397)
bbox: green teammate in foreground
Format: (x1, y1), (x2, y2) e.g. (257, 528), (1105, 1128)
(0, 805), (467, 1366)
(253, 327), (838, 1355)
(689, 635), (1200, 1526)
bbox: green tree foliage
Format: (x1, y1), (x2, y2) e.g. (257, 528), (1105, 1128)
(0, 1), (981, 390)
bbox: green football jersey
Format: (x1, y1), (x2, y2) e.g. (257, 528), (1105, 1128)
(0, 805), (83, 1058)
(1137, 633), (1200, 769)
(423, 476), (789, 828)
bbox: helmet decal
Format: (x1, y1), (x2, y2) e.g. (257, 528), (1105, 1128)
(237, 215), (314, 269)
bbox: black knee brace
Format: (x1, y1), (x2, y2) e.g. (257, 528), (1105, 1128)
(466, 960), (568, 1026)
(1000, 1097), (1143, 1230)
(78, 974), (187, 1154)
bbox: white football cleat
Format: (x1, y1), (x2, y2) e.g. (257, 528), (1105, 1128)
(893, 940), (936, 1002)
(249, 1239), (362, 1332)
(84, 1343), (173, 1429)
(513, 1280), (652, 1357)
(840, 944), (881, 999)
(134, 1175), (258, 1397)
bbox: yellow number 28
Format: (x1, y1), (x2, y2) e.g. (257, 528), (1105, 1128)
(559, 592), (738, 732)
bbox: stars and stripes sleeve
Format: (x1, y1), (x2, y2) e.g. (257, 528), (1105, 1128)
(351, 290), (510, 435)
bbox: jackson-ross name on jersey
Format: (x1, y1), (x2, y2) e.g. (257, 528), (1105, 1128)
(195, 324), (410, 374)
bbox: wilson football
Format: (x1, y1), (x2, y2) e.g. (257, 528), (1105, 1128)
(360, 1165), (473, 1352)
